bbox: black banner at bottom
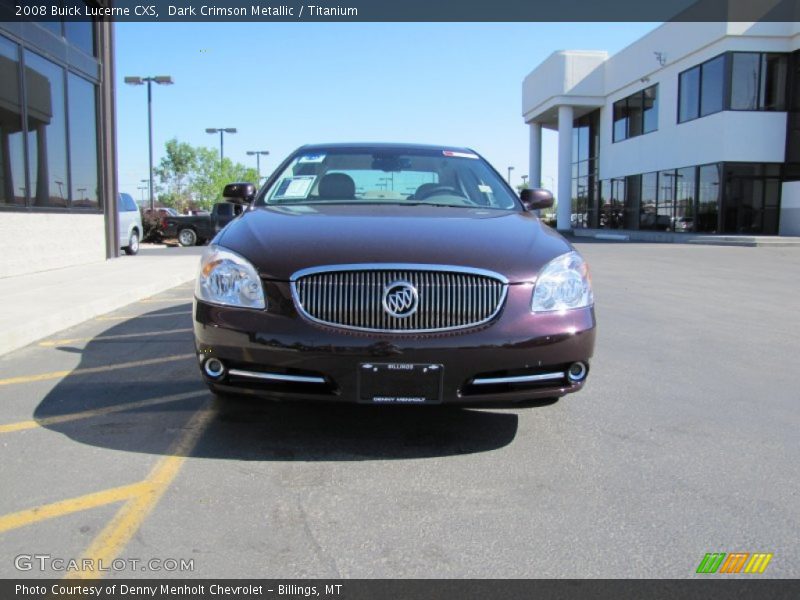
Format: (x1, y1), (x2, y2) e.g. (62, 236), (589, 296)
(3, 579), (800, 600)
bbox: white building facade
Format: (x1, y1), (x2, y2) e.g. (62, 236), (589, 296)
(522, 21), (800, 236)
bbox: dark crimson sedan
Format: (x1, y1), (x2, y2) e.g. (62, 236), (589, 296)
(193, 143), (595, 405)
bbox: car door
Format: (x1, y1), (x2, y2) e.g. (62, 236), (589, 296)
(118, 193), (137, 246)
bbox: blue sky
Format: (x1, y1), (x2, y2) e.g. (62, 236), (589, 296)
(116, 22), (658, 200)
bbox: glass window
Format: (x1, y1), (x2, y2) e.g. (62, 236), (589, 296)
(700, 55), (725, 116)
(627, 93), (643, 138)
(761, 53), (787, 111)
(613, 99), (627, 142)
(65, 20), (95, 56)
(601, 178), (624, 229)
(573, 175), (589, 228)
(731, 53), (760, 110)
(679, 66), (700, 122)
(722, 163), (781, 235)
(260, 149), (519, 210)
(613, 86), (658, 141)
(657, 170), (676, 230)
(697, 164), (720, 233)
(119, 192), (138, 212)
(643, 85), (658, 133)
(640, 172), (658, 230)
(577, 125), (589, 163)
(25, 51), (68, 208)
(674, 167), (696, 233)
(0, 36), (27, 206)
(67, 73), (99, 209)
(40, 20), (62, 37)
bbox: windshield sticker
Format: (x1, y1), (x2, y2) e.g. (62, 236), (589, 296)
(298, 153), (326, 163)
(478, 184), (493, 194)
(443, 150), (479, 159)
(273, 175), (316, 199)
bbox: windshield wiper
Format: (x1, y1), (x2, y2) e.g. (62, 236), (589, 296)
(401, 202), (470, 208)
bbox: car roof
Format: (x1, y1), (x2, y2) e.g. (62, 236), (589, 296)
(297, 142), (478, 154)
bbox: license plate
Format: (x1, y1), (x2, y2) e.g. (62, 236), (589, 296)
(358, 363), (443, 404)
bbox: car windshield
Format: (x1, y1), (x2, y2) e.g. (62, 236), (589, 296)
(258, 148), (520, 210)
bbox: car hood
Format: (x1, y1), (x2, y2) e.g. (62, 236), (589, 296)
(217, 204), (573, 283)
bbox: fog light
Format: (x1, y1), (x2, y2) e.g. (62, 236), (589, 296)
(204, 358), (226, 379)
(567, 362), (588, 382)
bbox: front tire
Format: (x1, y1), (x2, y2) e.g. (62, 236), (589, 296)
(123, 230), (140, 255)
(178, 228), (197, 247)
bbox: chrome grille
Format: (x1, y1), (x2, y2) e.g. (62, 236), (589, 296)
(291, 265), (508, 333)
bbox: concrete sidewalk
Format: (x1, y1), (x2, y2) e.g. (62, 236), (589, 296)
(0, 246), (200, 357)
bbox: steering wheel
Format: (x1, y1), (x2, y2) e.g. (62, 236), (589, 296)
(416, 185), (468, 200)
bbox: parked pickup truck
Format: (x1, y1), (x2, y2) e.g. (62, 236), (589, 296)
(162, 202), (244, 246)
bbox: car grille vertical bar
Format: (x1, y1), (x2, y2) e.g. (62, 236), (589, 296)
(291, 265), (507, 333)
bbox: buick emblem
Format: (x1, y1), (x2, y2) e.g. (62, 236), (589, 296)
(382, 281), (419, 318)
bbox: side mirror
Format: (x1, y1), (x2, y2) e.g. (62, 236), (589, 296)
(520, 188), (554, 211)
(222, 182), (256, 204)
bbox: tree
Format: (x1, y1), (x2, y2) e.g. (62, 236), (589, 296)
(154, 139), (197, 206)
(151, 139), (258, 211)
(191, 147), (258, 209)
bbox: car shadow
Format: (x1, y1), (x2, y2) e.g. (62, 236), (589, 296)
(30, 302), (559, 461)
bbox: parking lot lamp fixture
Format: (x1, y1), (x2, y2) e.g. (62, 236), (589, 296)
(246, 150), (270, 182)
(206, 128), (238, 162)
(124, 75), (174, 211)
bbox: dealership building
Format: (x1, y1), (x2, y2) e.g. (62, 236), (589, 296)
(0, 12), (117, 278)
(523, 21), (800, 237)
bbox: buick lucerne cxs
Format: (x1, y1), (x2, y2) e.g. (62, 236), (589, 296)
(193, 143), (596, 405)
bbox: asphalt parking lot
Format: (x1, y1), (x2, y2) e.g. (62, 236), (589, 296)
(0, 242), (797, 579)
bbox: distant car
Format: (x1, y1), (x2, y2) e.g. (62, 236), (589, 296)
(192, 143), (596, 405)
(118, 193), (143, 255)
(162, 202), (243, 247)
(672, 216), (694, 232)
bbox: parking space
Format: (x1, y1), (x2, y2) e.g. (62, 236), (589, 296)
(0, 243), (797, 578)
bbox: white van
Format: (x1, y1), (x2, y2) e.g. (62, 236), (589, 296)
(118, 193), (143, 255)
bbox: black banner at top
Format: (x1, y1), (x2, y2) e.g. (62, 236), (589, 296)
(2, 0), (800, 22)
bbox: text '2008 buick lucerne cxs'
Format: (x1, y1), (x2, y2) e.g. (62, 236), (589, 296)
(193, 143), (595, 405)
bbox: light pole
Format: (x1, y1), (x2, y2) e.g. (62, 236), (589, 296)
(246, 150), (269, 182)
(521, 174), (528, 187)
(138, 185), (148, 204)
(206, 128), (237, 162)
(507, 166), (514, 184)
(124, 75), (174, 212)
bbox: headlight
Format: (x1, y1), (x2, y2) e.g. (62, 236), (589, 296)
(531, 251), (593, 312)
(195, 244), (266, 309)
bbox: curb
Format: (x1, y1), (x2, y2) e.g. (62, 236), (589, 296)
(0, 272), (196, 358)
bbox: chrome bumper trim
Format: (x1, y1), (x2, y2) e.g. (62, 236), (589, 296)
(227, 369), (327, 384)
(470, 371), (564, 385)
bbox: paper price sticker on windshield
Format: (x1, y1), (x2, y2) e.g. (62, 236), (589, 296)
(274, 176), (316, 199)
(298, 154), (326, 163)
(443, 150), (479, 159)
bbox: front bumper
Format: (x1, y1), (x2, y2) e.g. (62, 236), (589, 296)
(193, 281), (596, 405)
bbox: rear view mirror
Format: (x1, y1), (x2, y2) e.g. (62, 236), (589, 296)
(222, 182), (256, 204)
(520, 188), (554, 211)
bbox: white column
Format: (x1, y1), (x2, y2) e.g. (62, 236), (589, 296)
(528, 122), (542, 189)
(557, 105), (573, 231)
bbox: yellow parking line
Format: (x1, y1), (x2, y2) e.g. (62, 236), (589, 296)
(0, 390), (207, 434)
(38, 328), (193, 347)
(0, 354), (194, 387)
(0, 482), (152, 534)
(66, 406), (215, 580)
(96, 311), (191, 321)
